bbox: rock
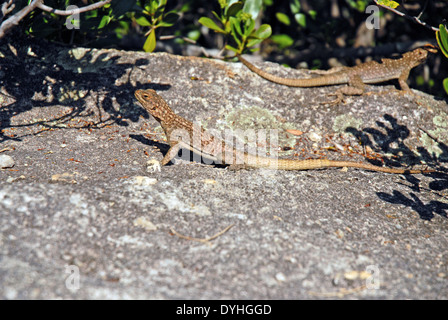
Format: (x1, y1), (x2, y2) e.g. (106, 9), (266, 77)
(0, 155), (14, 168)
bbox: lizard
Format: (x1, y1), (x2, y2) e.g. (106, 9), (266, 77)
(237, 46), (437, 104)
(134, 89), (433, 174)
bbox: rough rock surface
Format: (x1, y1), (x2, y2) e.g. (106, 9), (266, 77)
(1, 37), (447, 299)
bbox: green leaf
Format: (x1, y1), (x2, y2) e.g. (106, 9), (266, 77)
(187, 30), (201, 41)
(436, 36), (448, 59)
(276, 12), (290, 26)
(223, 20), (232, 33)
(251, 24), (272, 39)
(218, 0), (227, 9)
(294, 13), (306, 27)
(243, 0), (263, 20)
(246, 38), (263, 48)
(436, 24), (448, 59)
(156, 1), (170, 17)
(225, 1), (244, 18)
(243, 18), (256, 37)
(157, 11), (179, 27)
(152, 0), (162, 13)
(211, 11), (222, 22)
(225, 44), (239, 53)
(98, 15), (112, 29)
(416, 75), (425, 86)
(135, 15), (151, 27)
(443, 78), (448, 95)
(356, 0), (367, 11)
(271, 34), (294, 49)
(227, 0), (240, 7)
(144, 3), (155, 14)
(230, 16), (243, 37)
(232, 34), (242, 47)
(198, 17), (226, 33)
(85, 8), (98, 19)
(143, 29), (156, 52)
(377, 0), (400, 9)
(290, 0), (301, 14)
(179, 2), (191, 12)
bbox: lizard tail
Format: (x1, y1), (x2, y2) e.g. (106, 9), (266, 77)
(264, 158), (433, 174)
(237, 54), (344, 87)
(312, 160), (432, 174)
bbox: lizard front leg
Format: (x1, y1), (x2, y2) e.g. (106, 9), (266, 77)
(398, 69), (411, 92)
(161, 142), (181, 165)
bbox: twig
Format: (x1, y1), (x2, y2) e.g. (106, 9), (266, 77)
(37, 0), (111, 16)
(0, 0), (15, 24)
(419, 126), (442, 144)
(373, 0), (439, 32)
(159, 35), (196, 44)
(132, 131), (165, 135)
(0, 146), (13, 153)
(170, 224), (235, 243)
(308, 285), (367, 298)
(417, 0), (430, 20)
(0, 0), (42, 39)
(1, 0), (14, 16)
(0, 0), (111, 39)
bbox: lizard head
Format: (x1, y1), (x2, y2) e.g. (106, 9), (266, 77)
(406, 46), (437, 68)
(135, 89), (174, 122)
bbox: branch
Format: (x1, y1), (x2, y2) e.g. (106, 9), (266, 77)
(170, 224), (235, 243)
(37, 0), (111, 16)
(0, 0), (111, 39)
(1, 0), (15, 23)
(0, 0), (42, 39)
(373, 0), (439, 32)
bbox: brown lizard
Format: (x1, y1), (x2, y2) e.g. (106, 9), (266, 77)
(134, 89), (432, 174)
(237, 46), (436, 104)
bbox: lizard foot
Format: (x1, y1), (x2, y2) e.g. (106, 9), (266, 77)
(321, 92), (345, 105)
(147, 159), (162, 172)
(227, 164), (250, 171)
(397, 89), (416, 98)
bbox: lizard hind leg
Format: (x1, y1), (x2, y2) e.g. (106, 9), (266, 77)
(216, 150), (251, 171)
(322, 91), (345, 105)
(322, 75), (365, 105)
(227, 164), (250, 171)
